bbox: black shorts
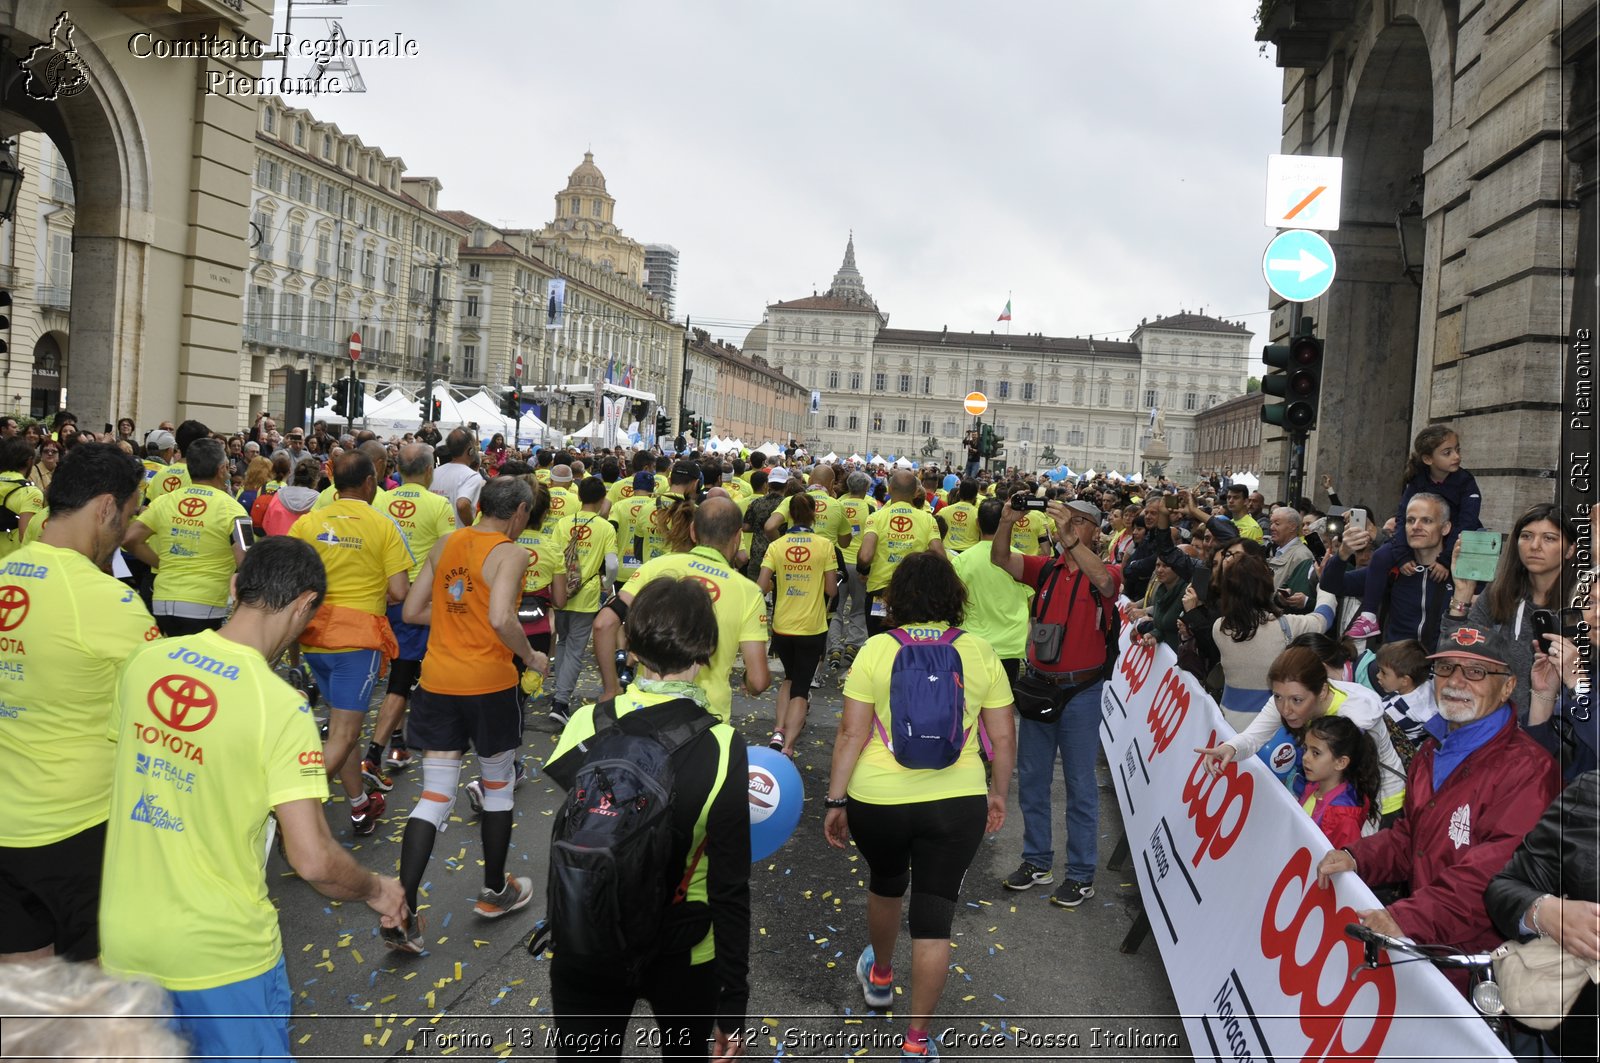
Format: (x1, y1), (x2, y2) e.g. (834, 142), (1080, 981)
(405, 686), (522, 757)
(770, 632), (826, 695)
(847, 795), (986, 938)
(155, 614), (225, 638)
(0, 821), (107, 959)
(385, 658), (423, 699)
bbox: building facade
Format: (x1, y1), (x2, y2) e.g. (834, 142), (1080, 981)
(643, 244), (679, 320)
(1254, 0), (1597, 527)
(1194, 391), (1265, 481)
(240, 97), (467, 427)
(2, 0), (273, 432)
(683, 328), (805, 444)
(0, 132), (74, 421)
(533, 152), (646, 285)
(754, 240), (1250, 476)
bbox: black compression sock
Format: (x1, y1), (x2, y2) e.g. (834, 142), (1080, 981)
(398, 819), (437, 912)
(481, 810), (513, 889)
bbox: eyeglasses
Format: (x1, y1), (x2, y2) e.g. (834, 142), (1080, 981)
(1430, 661), (1512, 682)
(41, 448), (58, 455)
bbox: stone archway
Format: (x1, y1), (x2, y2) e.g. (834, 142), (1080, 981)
(4, 1), (152, 429)
(28, 331), (64, 419)
(1317, 20), (1434, 519)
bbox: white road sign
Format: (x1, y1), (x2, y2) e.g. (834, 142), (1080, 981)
(1264, 154), (1343, 231)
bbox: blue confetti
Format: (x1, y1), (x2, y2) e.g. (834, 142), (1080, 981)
(442, 912), (452, 927)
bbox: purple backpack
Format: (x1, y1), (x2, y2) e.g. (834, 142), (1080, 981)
(874, 628), (970, 769)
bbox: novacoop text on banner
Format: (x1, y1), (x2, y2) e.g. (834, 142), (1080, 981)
(1098, 606), (1510, 1061)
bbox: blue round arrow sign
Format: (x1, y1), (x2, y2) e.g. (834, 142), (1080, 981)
(1262, 229), (1337, 303)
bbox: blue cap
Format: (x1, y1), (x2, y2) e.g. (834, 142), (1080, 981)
(633, 471), (656, 492)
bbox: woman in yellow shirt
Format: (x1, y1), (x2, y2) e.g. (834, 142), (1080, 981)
(757, 492), (837, 756)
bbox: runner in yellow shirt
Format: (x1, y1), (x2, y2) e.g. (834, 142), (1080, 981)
(365, 444), (458, 785)
(940, 479), (983, 554)
(0, 438), (45, 559)
(312, 441), (395, 512)
(541, 466), (578, 534)
(640, 462), (701, 563)
(143, 420), (212, 505)
(765, 464), (850, 550)
(124, 438), (248, 637)
(828, 471), (879, 672)
(591, 497), (770, 722)
(0, 443), (159, 962)
(286, 451), (412, 835)
(605, 451), (655, 509)
(547, 477), (619, 723)
(612, 471), (659, 581)
(858, 469), (945, 638)
(99, 538), (406, 1057)
(758, 492), (837, 755)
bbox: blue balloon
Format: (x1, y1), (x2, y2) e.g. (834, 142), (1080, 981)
(745, 745), (804, 862)
(943, 474), (959, 492)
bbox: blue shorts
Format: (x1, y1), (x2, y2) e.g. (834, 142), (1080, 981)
(304, 649), (381, 712)
(386, 602), (430, 661)
(169, 956), (291, 1063)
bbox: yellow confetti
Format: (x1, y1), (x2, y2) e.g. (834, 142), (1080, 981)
(509, 979), (524, 987)
(821, 890), (833, 899)
(454, 961), (463, 980)
(764, 1017), (778, 1028)
(962, 994), (976, 1002)
(403, 971), (418, 980)
(995, 943), (1005, 950)
(826, 961), (836, 968)
(405, 1040), (415, 1052)
(379, 1029), (392, 1047)
(758, 927), (767, 936)
(529, 995), (540, 1008)
(350, 949), (363, 964)
(363, 1034), (373, 1047)
(426, 991), (435, 1009)
(987, 926), (998, 933)
(298, 1035), (312, 1045)
(338, 934), (352, 947)
(437, 936), (449, 945)
(380, 994), (397, 1004)
(302, 943), (314, 952)
(473, 939), (491, 948)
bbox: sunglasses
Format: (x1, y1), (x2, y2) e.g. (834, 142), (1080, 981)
(41, 448), (59, 455)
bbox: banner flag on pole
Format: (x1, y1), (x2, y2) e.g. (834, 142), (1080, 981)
(997, 298), (1012, 322)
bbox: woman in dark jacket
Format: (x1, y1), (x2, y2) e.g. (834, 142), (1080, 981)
(1485, 770), (1599, 1062)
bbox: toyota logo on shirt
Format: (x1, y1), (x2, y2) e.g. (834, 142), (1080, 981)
(889, 515), (914, 534)
(176, 496), (208, 518)
(146, 674), (219, 732)
(0, 585), (29, 631)
(389, 499), (417, 520)
(785, 545), (811, 564)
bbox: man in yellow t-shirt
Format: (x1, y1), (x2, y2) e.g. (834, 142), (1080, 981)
(287, 451), (412, 835)
(541, 466), (578, 534)
(0, 437), (45, 559)
(612, 471), (658, 580)
(605, 451), (653, 508)
(940, 479), (983, 554)
(366, 443), (457, 784)
(141, 429), (176, 492)
(764, 464), (850, 550)
(758, 504), (837, 755)
(124, 438), (248, 637)
(143, 420), (212, 505)
(99, 538), (405, 1058)
(312, 441), (395, 512)
(547, 477), (618, 723)
(0, 443), (159, 962)
(858, 470), (944, 637)
(592, 497), (769, 722)
(1008, 507), (1049, 557)
(828, 471), (879, 669)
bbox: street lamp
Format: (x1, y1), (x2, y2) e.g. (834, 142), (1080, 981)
(413, 251), (448, 420)
(0, 140), (24, 224)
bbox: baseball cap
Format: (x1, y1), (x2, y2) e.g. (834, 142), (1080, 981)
(551, 464), (574, 484)
(145, 429), (176, 451)
(1064, 499), (1102, 525)
(632, 470), (657, 493)
(768, 466), (791, 484)
(671, 461), (701, 484)
(1429, 625), (1516, 668)
(1205, 515), (1241, 545)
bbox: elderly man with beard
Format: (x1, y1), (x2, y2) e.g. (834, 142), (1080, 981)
(1316, 624), (1560, 982)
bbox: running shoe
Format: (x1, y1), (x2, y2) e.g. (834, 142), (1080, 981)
(474, 874), (535, 919)
(465, 778), (485, 815)
(547, 702), (570, 727)
(380, 912), (426, 954)
(769, 731), (785, 752)
(1345, 615), (1381, 639)
(514, 757), (530, 788)
(900, 1036), (940, 1058)
(383, 747), (414, 771)
(1001, 861), (1054, 891)
(810, 673), (824, 689)
(1049, 879), (1096, 908)
(855, 945), (894, 1010)
(350, 792), (386, 836)
(360, 758), (394, 793)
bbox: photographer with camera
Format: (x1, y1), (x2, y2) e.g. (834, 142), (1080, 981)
(991, 496), (1120, 908)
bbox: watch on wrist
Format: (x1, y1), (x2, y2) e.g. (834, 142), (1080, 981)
(824, 797), (849, 809)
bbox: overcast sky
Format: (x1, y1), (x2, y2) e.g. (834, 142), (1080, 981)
(280, 0), (1285, 350)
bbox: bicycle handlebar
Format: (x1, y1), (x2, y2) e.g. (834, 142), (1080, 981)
(1343, 922), (1496, 969)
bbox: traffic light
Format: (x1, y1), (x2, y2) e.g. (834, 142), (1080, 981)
(502, 379), (520, 417)
(978, 422), (1004, 458)
(430, 398), (442, 422)
(655, 410), (669, 438)
(420, 395), (431, 422)
(1261, 318), (1324, 432)
(0, 290), (10, 357)
(331, 377), (349, 417)
(350, 375), (364, 417)
(681, 407), (696, 435)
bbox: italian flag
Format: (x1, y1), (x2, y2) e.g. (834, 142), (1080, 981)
(997, 299), (1012, 322)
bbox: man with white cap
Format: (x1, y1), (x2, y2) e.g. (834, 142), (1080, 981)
(1316, 624), (1560, 984)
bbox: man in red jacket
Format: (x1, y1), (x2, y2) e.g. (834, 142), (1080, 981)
(1316, 625), (1561, 976)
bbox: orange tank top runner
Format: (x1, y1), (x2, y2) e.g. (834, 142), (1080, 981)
(419, 527), (518, 696)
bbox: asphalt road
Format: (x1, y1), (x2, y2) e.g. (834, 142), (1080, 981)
(272, 658), (1191, 1062)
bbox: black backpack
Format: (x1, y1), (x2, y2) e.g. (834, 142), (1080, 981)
(529, 697), (716, 976)
(0, 479), (33, 535)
